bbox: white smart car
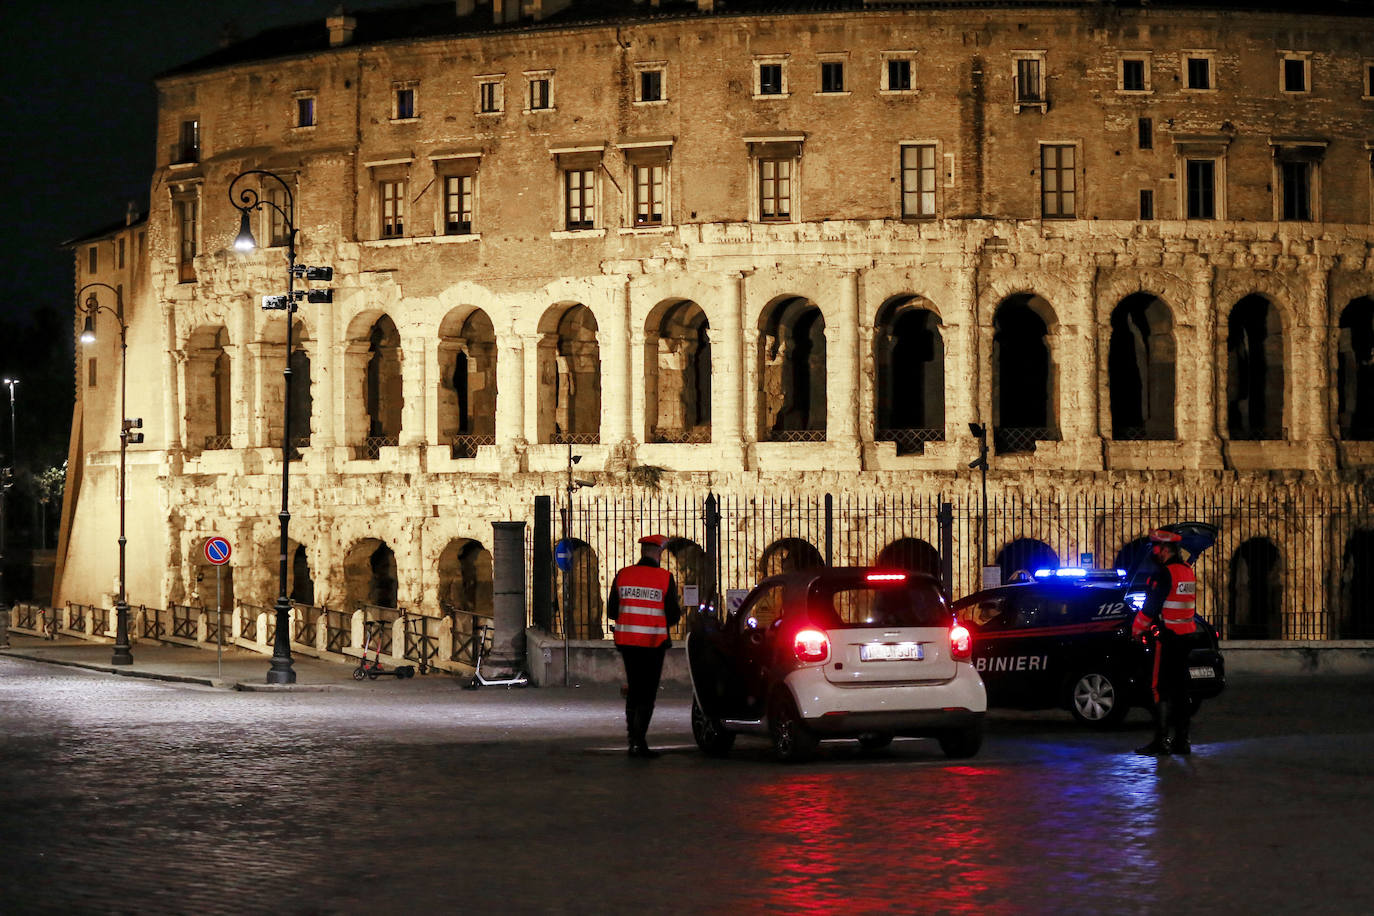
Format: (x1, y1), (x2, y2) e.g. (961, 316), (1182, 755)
(687, 568), (987, 761)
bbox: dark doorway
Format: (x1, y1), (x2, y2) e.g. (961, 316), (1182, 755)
(992, 295), (1055, 452)
(1108, 294), (1176, 440)
(1337, 298), (1374, 441)
(1228, 538), (1282, 639)
(875, 298), (945, 453)
(1339, 530), (1374, 638)
(1227, 296), (1285, 440)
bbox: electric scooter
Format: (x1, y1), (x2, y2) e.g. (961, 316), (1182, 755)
(464, 623), (529, 689)
(353, 619), (416, 680)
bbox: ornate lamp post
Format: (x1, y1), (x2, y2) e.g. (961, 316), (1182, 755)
(78, 285), (139, 665)
(229, 169), (332, 685)
(0, 377), (11, 649)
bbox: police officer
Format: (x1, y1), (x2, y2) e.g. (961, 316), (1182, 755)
(607, 534), (682, 758)
(1132, 529), (1198, 755)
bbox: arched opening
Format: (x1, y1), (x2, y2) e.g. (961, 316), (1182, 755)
(438, 538), (494, 619)
(1228, 537), (1282, 639)
(1338, 529), (1374, 638)
(538, 304), (600, 444)
(757, 538), (825, 578)
(759, 296), (826, 441)
(186, 326), (231, 452)
(1112, 536), (1153, 574)
(874, 297), (945, 454)
(1337, 297), (1374, 441)
(557, 539), (603, 639)
(1108, 293), (1176, 440)
(646, 300), (711, 443)
(992, 295), (1057, 453)
(290, 544), (315, 605)
(1227, 295), (1285, 440)
(362, 315), (404, 457)
(344, 539), (398, 609)
(663, 538), (708, 630)
(996, 538), (1058, 583)
(875, 538), (942, 577)
(439, 308), (497, 458)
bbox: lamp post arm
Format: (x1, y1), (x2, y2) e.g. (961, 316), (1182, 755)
(229, 169), (295, 237)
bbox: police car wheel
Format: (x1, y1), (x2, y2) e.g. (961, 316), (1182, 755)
(1068, 670), (1129, 727)
(691, 697), (736, 757)
(858, 733), (893, 751)
(770, 691), (819, 762)
(938, 725), (983, 759)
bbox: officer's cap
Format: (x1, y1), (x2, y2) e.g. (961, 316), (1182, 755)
(1148, 529), (1183, 544)
(639, 534), (670, 548)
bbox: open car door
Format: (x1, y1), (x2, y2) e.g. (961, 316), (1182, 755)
(1124, 521), (1219, 601)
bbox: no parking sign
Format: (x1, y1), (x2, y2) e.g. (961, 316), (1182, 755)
(205, 536), (232, 566)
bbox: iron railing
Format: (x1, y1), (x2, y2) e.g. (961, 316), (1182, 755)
(170, 604), (199, 640)
(323, 607), (351, 654)
(356, 603), (402, 655)
(292, 602), (323, 646)
(875, 427), (945, 455)
(993, 426), (1060, 453)
(204, 435), (232, 450)
(450, 433), (496, 459)
(766, 428), (826, 443)
(551, 431), (599, 445)
(354, 435), (400, 460)
(444, 604), (494, 667)
(402, 609), (441, 670)
(650, 427), (712, 444)
(140, 605), (166, 640)
(66, 603), (86, 633)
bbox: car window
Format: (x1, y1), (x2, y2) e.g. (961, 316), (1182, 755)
(957, 598), (1007, 629)
(739, 584), (785, 632)
(817, 582), (949, 628)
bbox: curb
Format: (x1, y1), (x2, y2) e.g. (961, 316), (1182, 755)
(1, 649), (346, 692)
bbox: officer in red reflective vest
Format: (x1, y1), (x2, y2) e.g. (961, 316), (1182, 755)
(1132, 529), (1199, 755)
(607, 534), (682, 758)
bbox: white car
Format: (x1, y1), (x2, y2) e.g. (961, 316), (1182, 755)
(687, 567), (987, 761)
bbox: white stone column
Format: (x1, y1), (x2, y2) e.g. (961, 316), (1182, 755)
(857, 324), (875, 445)
(1303, 266), (1335, 451)
(1189, 259), (1223, 468)
(316, 302), (338, 449)
(1074, 264), (1102, 466)
(496, 332), (526, 448)
(601, 282), (632, 447)
(952, 259), (981, 451)
(400, 334), (427, 447)
(827, 269), (861, 455)
(714, 272), (747, 461)
(249, 341), (277, 448)
(522, 333), (543, 445)
(163, 302), (183, 450)
(422, 335), (441, 447)
(629, 327), (648, 444)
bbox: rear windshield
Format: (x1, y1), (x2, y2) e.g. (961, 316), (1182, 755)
(810, 582), (950, 628)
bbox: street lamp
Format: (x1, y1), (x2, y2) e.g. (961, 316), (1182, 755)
(0, 377), (11, 650)
(2, 378), (16, 468)
(229, 168), (333, 685)
(968, 422), (989, 568)
(78, 285), (140, 666)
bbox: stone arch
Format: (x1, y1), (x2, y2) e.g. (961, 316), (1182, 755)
(875, 537), (942, 577)
(438, 307), (497, 455)
(185, 325), (231, 452)
(1337, 297), (1374, 441)
(342, 311), (403, 456)
(558, 538), (603, 639)
(758, 295), (826, 440)
(874, 295), (945, 454)
(1227, 295), (1286, 440)
(1228, 537), (1282, 639)
(992, 294), (1058, 453)
(537, 303), (601, 444)
(757, 538), (825, 579)
(343, 538), (398, 609)
(290, 542), (315, 606)
(996, 538), (1058, 583)
(662, 537), (708, 611)
(645, 299), (711, 443)
(1108, 293), (1176, 440)
(438, 537), (494, 619)
(1339, 529), (1374, 639)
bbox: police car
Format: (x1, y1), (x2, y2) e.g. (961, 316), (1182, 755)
(951, 524), (1225, 728)
(686, 568), (987, 761)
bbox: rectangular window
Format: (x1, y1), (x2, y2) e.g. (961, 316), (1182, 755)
(117, 238), (125, 269)
(176, 197), (197, 282)
(565, 168), (595, 229)
(1138, 117), (1153, 150)
(1040, 145), (1075, 219)
(1282, 57), (1308, 93)
(267, 187), (289, 247)
(1139, 188), (1154, 220)
(529, 77), (551, 110)
(88, 358), (98, 389)
(1186, 159), (1216, 219)
(640, 70), (663, 103)
(759, 158), (792, 221)
(759, 64), (783, 96)
(88, 246), (97, 274)
(1281, 160), (1312, 221)
(380, 179), (406, 237)
(394, 85), (416, 120)
(178, 119), (199, 163)
(1016, 58), (1042, 103)
(444, 175), (474, 235)
(887, 59), (912, 92)
(633, 164), (665, 226)
(479, 80), (502, 114)
(821, 61), (845, 93)
(1186, 57), (1211, 90)
(296, 97), (316, 128)
(1366, 62), (1374, 98)
(900, 144), (937, 219)
(1121, 59), (1146, 92)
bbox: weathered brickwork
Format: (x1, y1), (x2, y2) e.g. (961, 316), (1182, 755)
(57, 2), (1374, 639)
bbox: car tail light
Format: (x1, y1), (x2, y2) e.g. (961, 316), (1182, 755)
(793, 627), (830, 664)
(865, 572), (908, 583)
(949, 623), (972, 661)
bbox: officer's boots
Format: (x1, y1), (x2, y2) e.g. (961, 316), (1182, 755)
(628, 707), (661, 759)
(1135, 701), (1173, 755)
(1171, 702), (1192, 756)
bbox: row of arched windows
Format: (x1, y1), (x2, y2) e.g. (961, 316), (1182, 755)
(181, 293), (1374, 456)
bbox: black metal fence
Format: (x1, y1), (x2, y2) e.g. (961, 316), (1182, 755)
(541, 488), (1374, 642)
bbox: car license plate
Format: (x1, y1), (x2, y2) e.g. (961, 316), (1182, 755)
(860, 643), (922, 662)
(1189, 666), (1215, 679)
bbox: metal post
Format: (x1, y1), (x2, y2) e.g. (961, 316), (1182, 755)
(112, 323), (132, 665)
(216, 564), (223, 678)
(265, 223), (298, 685)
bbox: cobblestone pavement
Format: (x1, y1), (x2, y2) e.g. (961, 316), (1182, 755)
(1, 656), (1371, 915)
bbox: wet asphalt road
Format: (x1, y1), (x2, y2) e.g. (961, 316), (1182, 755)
(1, 656), (1371, 915)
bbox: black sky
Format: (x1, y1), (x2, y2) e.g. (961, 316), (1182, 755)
(0, 0), (421, 323)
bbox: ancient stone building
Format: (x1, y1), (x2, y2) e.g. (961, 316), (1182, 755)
(56, 0), (1374, 650)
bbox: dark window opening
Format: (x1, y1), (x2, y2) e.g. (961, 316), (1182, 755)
(1041, 145), (1075, 218)
(992, 295), (1056, 453)
(1283, 58), (1307, 92)
(759, 64), (783, 95)
(440, 309), (496, 455)
(1186, 159), (1216, 219)
(1226, 295), (1285, 440)
(1337, 298), (1374, 441)
(887, 59), (912, 91)
(395, 88), (415, 119)
(1340, 531), (1374, 639)
(1281, 160), (1312, 221)
(1138, 117), (1153, 150)
(821, 61), (845, 93)
(1122, 59), (1146, 91)
(1139, 188), (1155, 220)
(1186, 57), (1211, 90)
(647, 300), (711, 443)
(1108, 293), (1175, 441)
(1016, 58), (1042, 103)
(760, 297), (826, 440)
(296, 98), (315, 128)
(640, 70), (662, 102)
(365, 316), (403, 446)
(874, 299), (944, 454)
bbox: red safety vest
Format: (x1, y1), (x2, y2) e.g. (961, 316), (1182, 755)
(1133, 561), (1198, 636)
(612, 565), (671, 648)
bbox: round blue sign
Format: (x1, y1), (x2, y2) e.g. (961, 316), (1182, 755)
(205, 536), (232, 566)
(554, 539), (573, 572)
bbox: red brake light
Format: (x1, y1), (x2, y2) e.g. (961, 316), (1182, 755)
(865, 572), (908, 583)
(949, 623), (972, 661)
(793, 627), (830, 664)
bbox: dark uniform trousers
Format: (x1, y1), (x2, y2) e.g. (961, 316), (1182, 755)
(619, 644), (667, 744)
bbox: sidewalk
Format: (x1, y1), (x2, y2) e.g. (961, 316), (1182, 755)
(0, 634), (430, 691)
